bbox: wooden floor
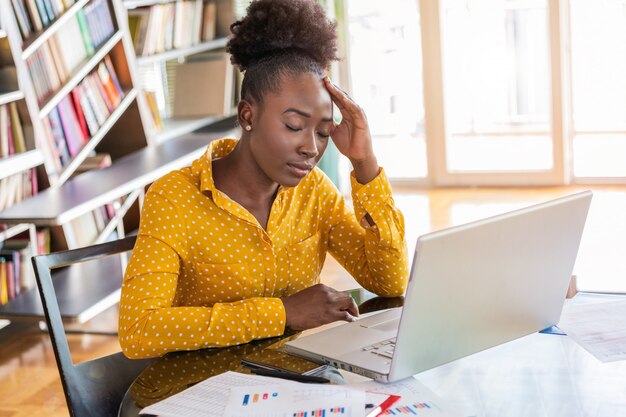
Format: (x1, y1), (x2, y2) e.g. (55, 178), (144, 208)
(1, 185), (624, 416)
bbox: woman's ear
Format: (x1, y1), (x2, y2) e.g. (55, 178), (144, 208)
(238, 100), (255, 131)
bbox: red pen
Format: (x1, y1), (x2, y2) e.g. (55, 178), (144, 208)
(365, 393), (401, 417)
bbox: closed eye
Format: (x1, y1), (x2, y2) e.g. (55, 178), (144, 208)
(317, 132), (330, 138)
(285, 124), (302, 132)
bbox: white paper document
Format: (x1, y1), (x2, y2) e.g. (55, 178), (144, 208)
(139, 371), (297, 417)
(558, 297), (626, 362)
(351, 376), (464, 417)
(224, 384), (365, 417)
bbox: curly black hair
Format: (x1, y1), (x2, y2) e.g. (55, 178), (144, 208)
(227, 0), (339, 104)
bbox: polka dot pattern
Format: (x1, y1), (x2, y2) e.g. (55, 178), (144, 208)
(118, 138), (409, 358)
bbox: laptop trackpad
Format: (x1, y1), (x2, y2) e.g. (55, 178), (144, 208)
(358, 308), (402, 331)
(361, 318), (399, 332)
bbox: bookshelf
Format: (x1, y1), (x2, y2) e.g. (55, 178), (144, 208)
(0, 89), (24, 104)
(0, 0), (242, 324)
(0, 20), (44, 312)
(0, 124), (238, 324)
(0, 0), (153, 317)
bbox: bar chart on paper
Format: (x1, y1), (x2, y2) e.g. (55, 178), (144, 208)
(241, 391), (280, 405)
(352, 378), (463, 417)
(293, 407), (346, 416)
(382, 402), (433, 415)
(225, 384), (365, 417)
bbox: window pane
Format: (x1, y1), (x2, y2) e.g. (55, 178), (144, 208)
(442, 0), (552, 172)
(573, 135), (626, 177)
(346, 0), (427, 178)
(570, 0), (626, 177)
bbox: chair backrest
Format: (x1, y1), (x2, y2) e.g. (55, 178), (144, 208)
(31, 235), (154, 417)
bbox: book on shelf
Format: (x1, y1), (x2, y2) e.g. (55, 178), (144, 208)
(0, 230), (48, 302)
(44, 107), (70, 166)
(128, 0), (217, 57)
(172, 52), (234, 117)
(57, 94), (87, 156)
(201, 1), (216, 42)
(82, 0), (116, 49)
(69, 152), (111, 178)
(0, 168), (37, 211)
(0, 102), (28, 158)
(66, 204), (115, 248)
(10, 0), (34, 39)
(143, 90), (162, 130)
(0, 239), (35, 303)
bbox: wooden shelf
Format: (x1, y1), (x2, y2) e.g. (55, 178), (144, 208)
(0, 254), (123, 323)
(0, 116), (237, 226)
(136, 37), (228, 65)
(0, 150), (44, 181)
(122, 0), (174, 9)
(0, 89), (24, 106)
(21, 0), (91, 60)
(55, 89), (138, 185)
(155, 114), (227, 144)
(0, 223), (32, 242)
(38, 31), (124, 118)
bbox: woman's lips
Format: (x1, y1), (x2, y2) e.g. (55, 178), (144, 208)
(287, 162), (312, 177)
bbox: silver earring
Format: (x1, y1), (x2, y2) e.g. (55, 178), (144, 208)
(245, 125), (252, 131)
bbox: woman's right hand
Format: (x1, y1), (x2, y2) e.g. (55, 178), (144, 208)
(281, 284), (359, 330)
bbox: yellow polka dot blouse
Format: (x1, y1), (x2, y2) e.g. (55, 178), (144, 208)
(119, 139), (408, 358)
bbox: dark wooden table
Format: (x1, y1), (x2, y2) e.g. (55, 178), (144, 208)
(118, 288), (398, 417)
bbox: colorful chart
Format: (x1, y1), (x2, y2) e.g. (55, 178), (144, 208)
(292, 406), (346, 416)
(383, 403), (432, 415)
(241, 391), (279, 406)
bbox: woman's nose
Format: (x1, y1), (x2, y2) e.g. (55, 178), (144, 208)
(299, 132), (319, 158)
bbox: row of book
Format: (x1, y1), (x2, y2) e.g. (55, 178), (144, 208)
(0, 168), (38, 212)
(68, 203), (116, 248)
(128, 0), (217, 57)
(10, 0), (76, 39)
(0, 102), (27, 158)
(0, 229), (50, 305)
(26, 0), (115, 104)
(41, 55), (124, 170)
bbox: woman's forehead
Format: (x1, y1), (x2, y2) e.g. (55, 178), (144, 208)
(264, 73), (332, 114)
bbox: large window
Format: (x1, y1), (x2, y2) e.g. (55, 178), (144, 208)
(570, 0), (626, 179)
(344, 0), (626, 185)
(442, 0), (552, 173)
(346, 0), (427, 179)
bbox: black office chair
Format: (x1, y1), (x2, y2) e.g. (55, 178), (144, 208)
(31, 235), (154, 417)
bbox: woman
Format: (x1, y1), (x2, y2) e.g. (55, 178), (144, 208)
(119, 0), (408, 359)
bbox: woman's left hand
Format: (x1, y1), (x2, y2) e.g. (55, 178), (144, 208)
(323, 76), (379, 184)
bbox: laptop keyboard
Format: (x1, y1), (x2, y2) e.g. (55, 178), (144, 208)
(362, 338), (396, 359)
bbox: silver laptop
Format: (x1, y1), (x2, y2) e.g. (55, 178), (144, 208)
(284, 191), (592, 382)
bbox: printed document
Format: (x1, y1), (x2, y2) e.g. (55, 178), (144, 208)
(558, 297), (626, 362)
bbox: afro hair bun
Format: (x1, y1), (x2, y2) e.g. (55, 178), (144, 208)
(227, 0), (339, 72)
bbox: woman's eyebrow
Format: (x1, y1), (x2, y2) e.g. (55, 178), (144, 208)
(283, 108), (333, 122)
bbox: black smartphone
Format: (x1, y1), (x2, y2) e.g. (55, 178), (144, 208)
(241, 349), (326, 376)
